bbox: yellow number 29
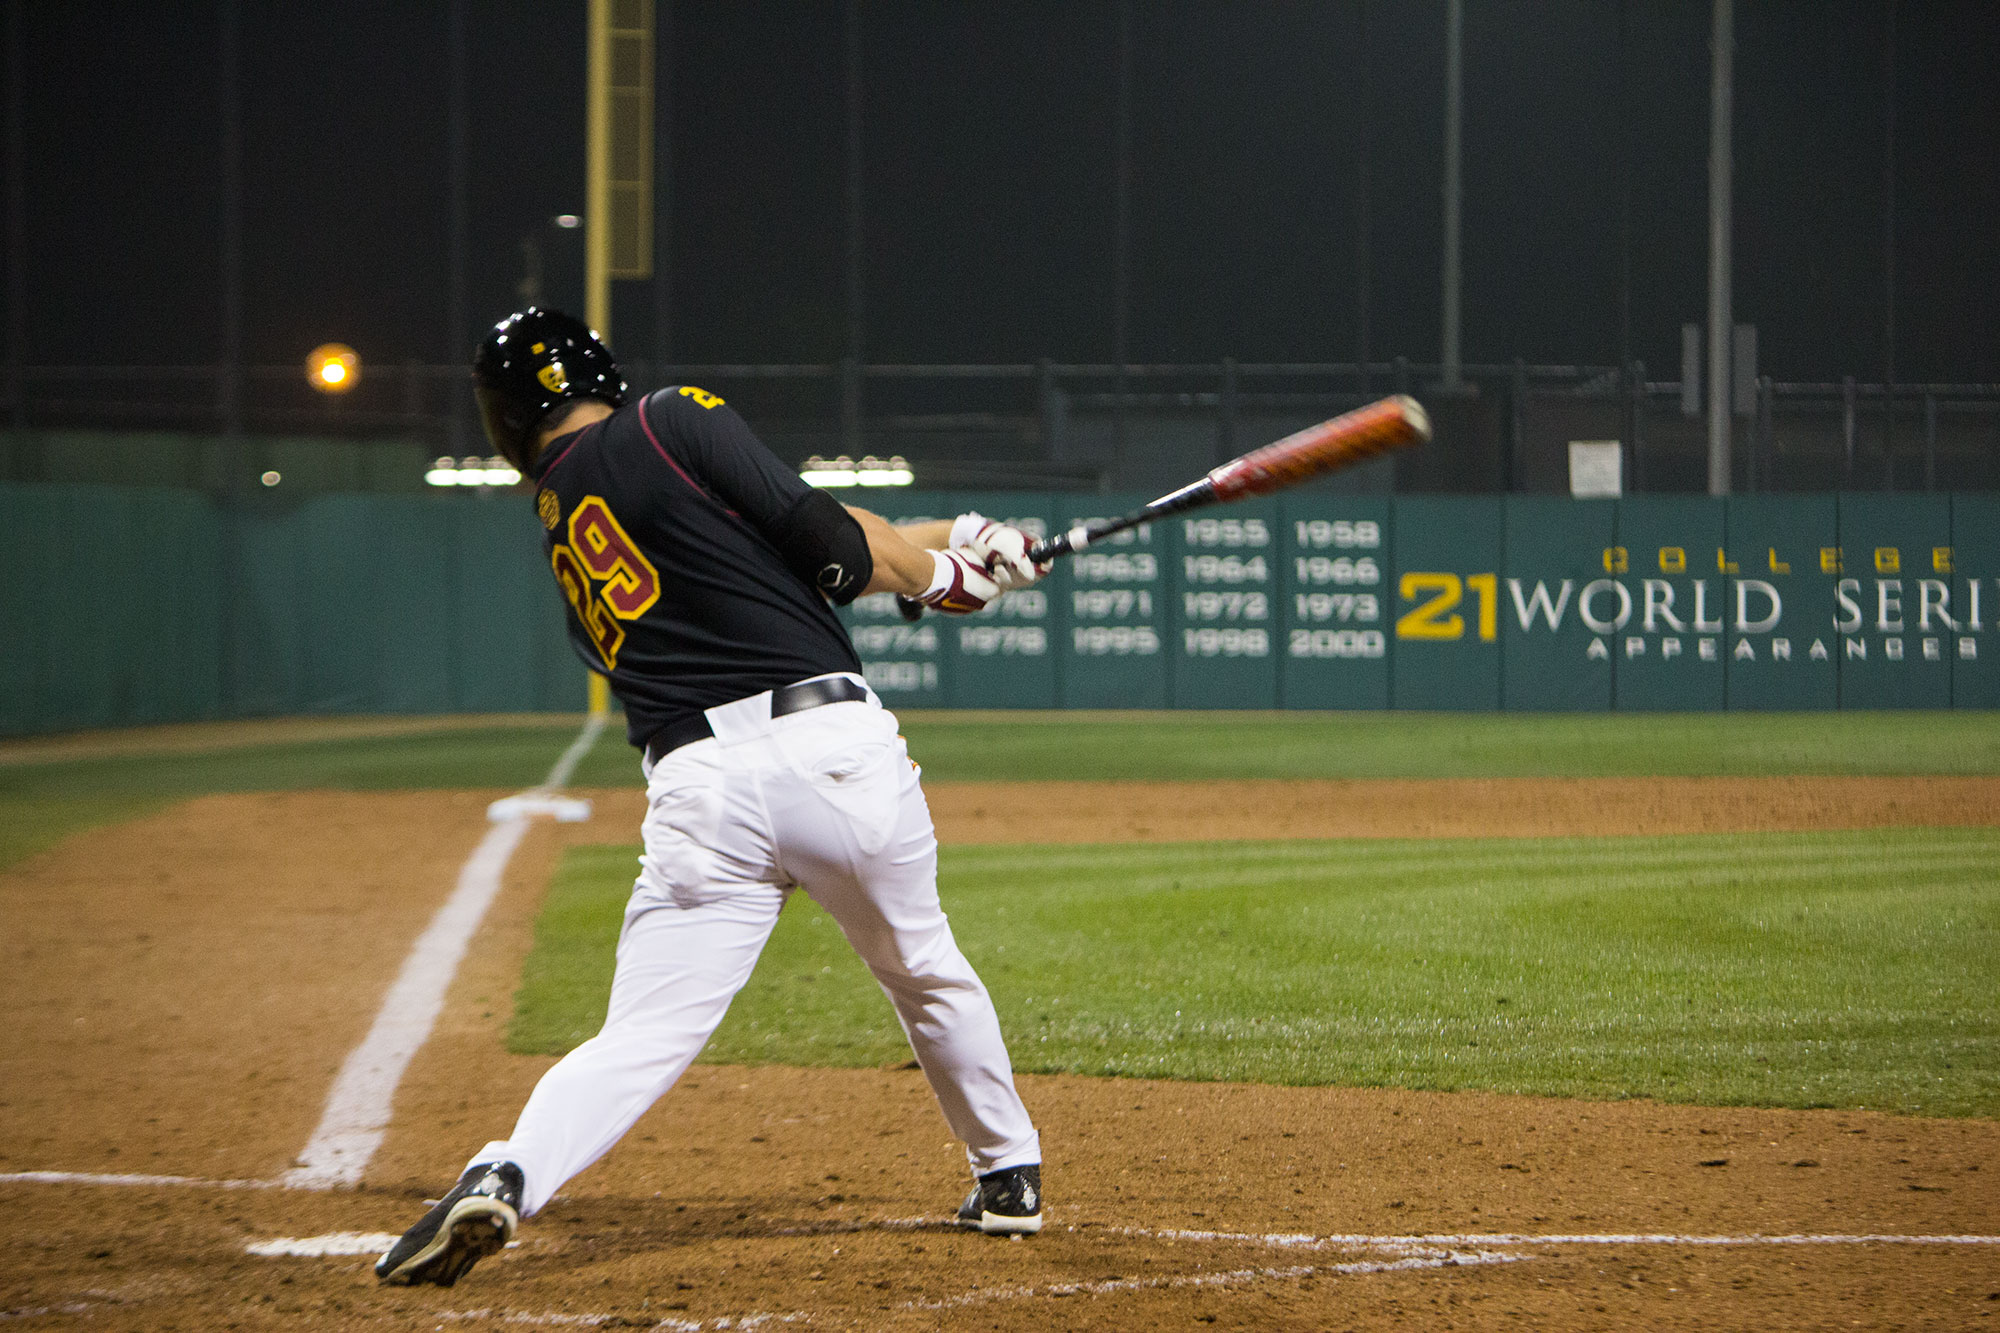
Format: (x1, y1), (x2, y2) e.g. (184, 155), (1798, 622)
(677, 385), (725, 409)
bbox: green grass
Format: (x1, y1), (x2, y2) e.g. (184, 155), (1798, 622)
(4, 707), (1995, 875)
(892, 710), (2000, 781)
(9, 710), (1996, 1113)
(510, 829), (2000, 1117)
(0, 723), (619, 870)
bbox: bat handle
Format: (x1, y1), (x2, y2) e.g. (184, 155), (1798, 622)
(904, 521), (1092, 618)
(1029, 525), (1090, 564)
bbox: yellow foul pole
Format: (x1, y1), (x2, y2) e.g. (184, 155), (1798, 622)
(581, 0), (655, 716)
(585, 0), (613, 340)
(584, 0), (613, 715)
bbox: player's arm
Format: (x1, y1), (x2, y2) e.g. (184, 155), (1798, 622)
(647, 388), (989, 611)
(845, 509), (951, 597)
(845, 507), (1002, 613)
(851, 510), (1047, 595)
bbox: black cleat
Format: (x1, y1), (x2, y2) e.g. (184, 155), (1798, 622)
(956, 1163), (1043, 1235)
(375, 1162), (524, 1287)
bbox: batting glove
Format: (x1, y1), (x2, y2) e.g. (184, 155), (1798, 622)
(950, 512), (1051, 590)
(919, 547), (1003, 615)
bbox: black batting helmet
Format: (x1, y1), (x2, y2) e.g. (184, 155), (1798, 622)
(471, 307), (627, 468)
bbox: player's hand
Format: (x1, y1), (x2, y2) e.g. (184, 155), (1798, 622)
(919, 548), (1002, 615)
(951, 512), (1050, 590)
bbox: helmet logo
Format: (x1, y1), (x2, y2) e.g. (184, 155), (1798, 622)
(537, 361), (570, 394)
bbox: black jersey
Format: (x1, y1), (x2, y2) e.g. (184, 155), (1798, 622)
(526, 386), (864, 748)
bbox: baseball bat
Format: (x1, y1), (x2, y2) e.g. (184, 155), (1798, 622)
(1029, 394), (1429, 562)
(896, 394), (1428, 620)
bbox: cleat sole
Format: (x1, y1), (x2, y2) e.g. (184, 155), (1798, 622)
(961, 1209), (1043, 1235)
(377, 1197), (517, 1287)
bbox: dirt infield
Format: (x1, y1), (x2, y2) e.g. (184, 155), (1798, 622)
(2, 782), (1996, 1330)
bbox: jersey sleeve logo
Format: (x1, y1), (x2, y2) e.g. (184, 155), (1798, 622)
(549, 494), (662, 669)
(535, 488), (562, 530)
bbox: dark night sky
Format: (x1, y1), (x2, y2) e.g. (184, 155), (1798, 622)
(12, 1), (1999, 383)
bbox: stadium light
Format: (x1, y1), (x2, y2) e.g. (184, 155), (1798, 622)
(306, 343), (360, 394)
(425, 455), (522, 487)
(800, 455), (913, 488)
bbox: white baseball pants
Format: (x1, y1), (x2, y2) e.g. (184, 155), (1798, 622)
(472, 675), (1041, 1216)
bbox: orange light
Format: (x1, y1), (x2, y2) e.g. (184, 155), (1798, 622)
(306, 343), (360, 394)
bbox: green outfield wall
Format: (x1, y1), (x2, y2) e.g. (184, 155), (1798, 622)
(843, 490), (2000, 713)
(3, 482), (1995, 736)
(0, 483), (583, 737)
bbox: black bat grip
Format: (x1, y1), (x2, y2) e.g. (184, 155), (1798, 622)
(1027, 529), (1077, 564)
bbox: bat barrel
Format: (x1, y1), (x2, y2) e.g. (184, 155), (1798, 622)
(1206, 394), (1429, 501)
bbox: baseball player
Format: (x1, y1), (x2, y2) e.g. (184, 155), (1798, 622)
(375, 308), (1049, 1287)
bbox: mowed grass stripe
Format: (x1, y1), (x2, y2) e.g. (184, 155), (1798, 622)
(945, 830), (1996, 897)
(5, 711), (1996, 871)
(896, 710), (2000, 780)
(509, 827), (2000, 1117)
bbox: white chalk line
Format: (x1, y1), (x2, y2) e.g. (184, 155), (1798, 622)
(280, 712), (607, 1190)
(8, 1175), (1997, 1263)
(432, 1307), (810, 1331)
(374, 1223), (2000, 1331)
(0, 1303), (96, 1324)
(5, 1178), (1993, 1260)
(246, 1231), (404, 1257)
(1, 715), (608, 1200)
(0, 1170), (278, 1190)
(1122, 1224), (2000, 1250)
(418, 1253), (1520, 1333)
(9, 1206), (1995, 1333)
(541, 714), (608, 791)
(900, 1249), (1525, 1314)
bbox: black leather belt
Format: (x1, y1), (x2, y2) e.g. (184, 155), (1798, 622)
(644, 676), (870, 766)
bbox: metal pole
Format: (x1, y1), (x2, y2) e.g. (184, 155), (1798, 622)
(1754, 373), (1772, 492)
(652, 0), (673, 375)
(216, 0), (246, 719)
(447, 0), (468, 450)
(1507, 358), (1525, 491)
(1353, 0), (1371, 396)
(1842, 375), (1857, 482)
(1620, 359), (1638, 492)
(219, 0), (243, 444)
(1628, 359), (1646, 491)
(4, 0), (23, 431)
(1922, 391), (1935, 491)
(1218, 357), (1238, 466)
(1112, 0), (1133, 464)
(1037, 357), (1059, 458)
(1705, 0), (1733, 495)
(403, 358), (423, 427)
(842, 0), (863, 454)
(1880, 0), (1897, 487)
(1440, 0), (1463, 393)
(1617, 0), (1633, 370)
